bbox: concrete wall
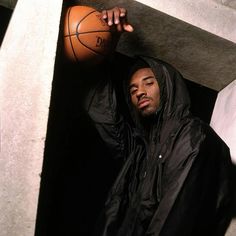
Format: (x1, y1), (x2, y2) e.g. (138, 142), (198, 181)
(0, 0), (63, 235)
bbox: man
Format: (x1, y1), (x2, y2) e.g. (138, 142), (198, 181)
(81, 7), (234, 236)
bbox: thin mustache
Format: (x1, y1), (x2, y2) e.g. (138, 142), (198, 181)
(137, 96), (152, 105)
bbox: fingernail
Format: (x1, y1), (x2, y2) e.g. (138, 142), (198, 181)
(127, 25), (134, 32)
(108, 21), (113, 26)
(115, 20), (119, 24)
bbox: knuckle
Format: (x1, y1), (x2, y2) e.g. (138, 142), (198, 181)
(120, 8), (126, 13)
(115, 6), (122, 13)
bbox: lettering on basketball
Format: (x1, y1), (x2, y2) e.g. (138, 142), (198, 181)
(96, 36), (109, 49)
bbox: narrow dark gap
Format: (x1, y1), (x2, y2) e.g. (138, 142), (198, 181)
(0, 6), (13, 46)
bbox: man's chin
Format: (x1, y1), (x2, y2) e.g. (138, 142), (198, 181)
(139, 107), (156, 117)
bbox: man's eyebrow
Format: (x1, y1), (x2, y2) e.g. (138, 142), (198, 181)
(129, 84), (136, 90)
(142, 76), (155, 81)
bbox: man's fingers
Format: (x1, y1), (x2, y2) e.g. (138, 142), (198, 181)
(119, 8), (133, 32)
(113, 7), (121, 24)
(119, 7), (126, 17)
(107, 9), (114, 26)
(123, 23), (134, 32)
(116, 23), (123, 32)
(102, 7), (134, 32)
(102, 10), (107, 19)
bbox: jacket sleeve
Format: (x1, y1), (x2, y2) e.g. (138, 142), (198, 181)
(83, 78), (126, 160)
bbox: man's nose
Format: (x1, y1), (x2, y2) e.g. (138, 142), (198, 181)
(136, 87), (147, 99)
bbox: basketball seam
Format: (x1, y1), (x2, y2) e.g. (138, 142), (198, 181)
(64, 30), (111, 37)
(79, 30), (111, 34)
(76, 10), (97, 34)
(66, 8), (109, 61)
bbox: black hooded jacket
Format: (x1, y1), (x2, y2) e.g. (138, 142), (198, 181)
(84, 55), (233, 236)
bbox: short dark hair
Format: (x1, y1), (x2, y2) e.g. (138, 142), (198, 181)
(128, 59), (150, 83)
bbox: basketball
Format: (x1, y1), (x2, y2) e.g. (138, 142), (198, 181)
(63, 5), (112, 65)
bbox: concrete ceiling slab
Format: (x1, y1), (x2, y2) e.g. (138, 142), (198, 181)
(135, 0), (236, 44)
(214, 0), (236, 10)
(2, 0), (235, 90)
(72, 0), (236, 90)
(118, 0), (236, 91)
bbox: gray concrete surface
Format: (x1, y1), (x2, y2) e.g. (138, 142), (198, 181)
(0, 0), (63, 235)
(136, 0), (236, 44)
(214, 0), (236, 9)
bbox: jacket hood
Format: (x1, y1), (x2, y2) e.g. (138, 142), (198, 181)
(124, 56), (191, 140)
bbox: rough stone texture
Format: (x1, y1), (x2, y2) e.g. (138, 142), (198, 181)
(135, 0), (236, 44)
(0, 0), (63, 235)
(214, 0), (236, 9)
(226, 219), (236, 236)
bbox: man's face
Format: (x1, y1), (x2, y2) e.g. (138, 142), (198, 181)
(129, 68), (160, 117)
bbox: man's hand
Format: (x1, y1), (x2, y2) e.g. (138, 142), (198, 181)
(102, 7), (134, 33)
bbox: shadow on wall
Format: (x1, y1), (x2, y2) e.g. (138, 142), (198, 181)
(231, 165), (236, 217)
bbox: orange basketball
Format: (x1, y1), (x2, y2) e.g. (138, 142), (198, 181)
(64, 5), (112, 64)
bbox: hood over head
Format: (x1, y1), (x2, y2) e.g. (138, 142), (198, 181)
(124, 55), (191, 140)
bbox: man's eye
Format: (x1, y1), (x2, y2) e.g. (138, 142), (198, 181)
(146, 82), (154, 86)
(130, 89), (137, 95)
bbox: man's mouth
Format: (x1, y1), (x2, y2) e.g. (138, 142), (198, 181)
(138, 99), (150, 109)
